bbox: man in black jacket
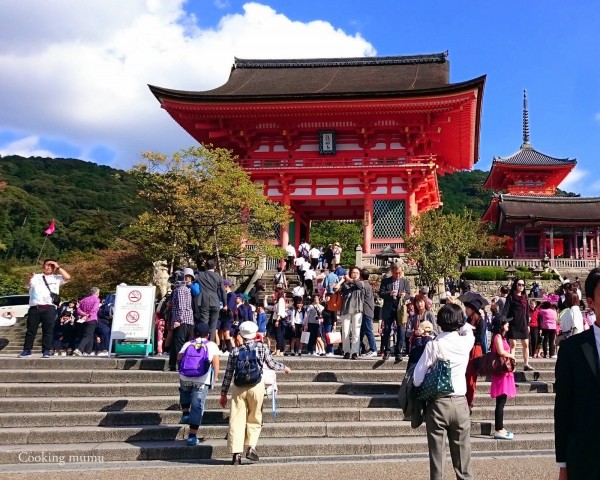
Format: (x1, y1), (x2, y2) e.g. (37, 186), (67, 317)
(196, 259), (227, 343)
(554, 267), (600, 480)
(378, 263), (411, 361)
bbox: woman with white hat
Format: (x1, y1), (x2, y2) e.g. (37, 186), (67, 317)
(220, 321), (291, 464)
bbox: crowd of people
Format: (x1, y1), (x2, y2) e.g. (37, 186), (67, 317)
(16, 256), (600, 478)
(17, 259), (114, 358)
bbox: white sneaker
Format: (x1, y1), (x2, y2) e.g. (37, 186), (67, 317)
(59, 352), (67, 356)
(97, 351), (108, 357)
(364, 351), (378, 357)
(325, 352), (334, 357)
(72, 349), (82, 356)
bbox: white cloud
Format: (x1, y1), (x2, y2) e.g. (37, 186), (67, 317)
(595, 112), (600, 122)
(559, 167), (587, 194)
(0, 136), (56, 159)
(0, 1), (375, 167)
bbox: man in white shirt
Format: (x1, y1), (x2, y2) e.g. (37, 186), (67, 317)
(178, 322), (220, 446)
(294, 256), (306, 284)
(291, 282), (305, 299)
(20, 258), (71, 358)
(285, 243), (296, 271)
(303, 266), (317, 297)
(308, 246), (321, 269)
(413, 303), (474, 480)
(299, 240), (311, 260)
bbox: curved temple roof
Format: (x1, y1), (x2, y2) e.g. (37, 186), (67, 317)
(149, 52), (485, 102)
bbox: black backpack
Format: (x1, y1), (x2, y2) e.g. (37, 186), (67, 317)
(233, 344), (262, 387)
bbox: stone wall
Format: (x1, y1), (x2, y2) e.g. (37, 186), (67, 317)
(464, 279), (562, 298)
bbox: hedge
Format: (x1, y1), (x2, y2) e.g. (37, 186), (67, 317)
(461, 267), (508, 281)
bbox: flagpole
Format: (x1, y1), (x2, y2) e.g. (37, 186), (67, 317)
(36, 219), (56, 265)
(36, 235), (49, 265)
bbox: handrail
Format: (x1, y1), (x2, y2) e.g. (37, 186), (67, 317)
(239, 155), (436, 170)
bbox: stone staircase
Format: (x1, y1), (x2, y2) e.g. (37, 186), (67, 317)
(0, 354), (555, 467)
(0, 319), (39, 355)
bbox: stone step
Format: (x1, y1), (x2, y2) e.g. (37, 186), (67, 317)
(0, 354), (550, 371)
(0, 391), (555, 427)
(0, 416), (556, 446)
(0, 376), (553, 397)
(0, 378), (553, 399)
(0, 433), (555, 464)
(0, 368), (556, 391)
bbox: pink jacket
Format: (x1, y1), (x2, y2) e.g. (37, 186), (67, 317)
(538, 307), (558, 330)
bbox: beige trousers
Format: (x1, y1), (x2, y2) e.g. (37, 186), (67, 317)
(227, 381), (265, 454)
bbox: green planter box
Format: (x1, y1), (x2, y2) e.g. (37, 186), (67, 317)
(113, 342), (153, 356)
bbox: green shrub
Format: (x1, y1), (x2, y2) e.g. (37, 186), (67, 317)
(540, 272), (560, 280)
(462, 267), (508, 281)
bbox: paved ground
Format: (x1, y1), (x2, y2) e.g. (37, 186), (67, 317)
(0, 454), (558, 480)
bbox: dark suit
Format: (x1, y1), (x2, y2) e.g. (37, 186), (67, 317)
(196, 270), (227, 342)
(555, 326), (600, 480)
(378, 275), (411, 355)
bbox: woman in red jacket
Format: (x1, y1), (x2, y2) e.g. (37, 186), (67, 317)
(528, 299), (541, 358)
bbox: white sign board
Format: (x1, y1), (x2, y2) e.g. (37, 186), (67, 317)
(110, 285), (155, 341)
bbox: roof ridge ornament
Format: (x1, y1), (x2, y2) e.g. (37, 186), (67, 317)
(521, 89), (532, 150)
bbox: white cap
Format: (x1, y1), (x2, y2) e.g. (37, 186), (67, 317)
(183, 268), (195, 278)
(239, 321), (258, 340)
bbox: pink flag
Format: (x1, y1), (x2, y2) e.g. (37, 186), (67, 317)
(44, 219), (56, 236)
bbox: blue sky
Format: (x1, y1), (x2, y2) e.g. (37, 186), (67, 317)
(1, 0), (598, 194)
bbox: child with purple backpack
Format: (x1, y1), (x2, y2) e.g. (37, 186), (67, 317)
(178, 322), (220, 446)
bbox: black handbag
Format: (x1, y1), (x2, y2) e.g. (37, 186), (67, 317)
(42, 275), (61, 306)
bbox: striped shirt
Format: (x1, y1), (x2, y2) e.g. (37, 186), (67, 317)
(221, 341), (286, 395)
(171, 285), (194, 326)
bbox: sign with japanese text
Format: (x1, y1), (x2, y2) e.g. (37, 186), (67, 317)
(110, 285), (155, 341)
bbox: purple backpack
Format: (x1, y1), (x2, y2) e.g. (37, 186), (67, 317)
(179, 340), (210, 377)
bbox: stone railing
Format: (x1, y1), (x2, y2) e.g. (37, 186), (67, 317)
(465, 257), (599, 270)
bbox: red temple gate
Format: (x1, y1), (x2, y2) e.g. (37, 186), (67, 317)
(150, 53), (485, 254)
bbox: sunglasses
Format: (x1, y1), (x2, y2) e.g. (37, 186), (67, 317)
(517, 282), (525, 286)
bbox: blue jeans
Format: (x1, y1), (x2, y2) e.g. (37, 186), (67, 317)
(323, 323), (334, 354)
(360, 314), (377, 353)
(179, 381), (209, 428)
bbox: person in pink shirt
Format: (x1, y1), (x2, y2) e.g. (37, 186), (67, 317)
(72, 287), (101, 356)
(538, 301), (558, 358)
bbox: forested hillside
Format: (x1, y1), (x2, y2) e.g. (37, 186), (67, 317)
(0, 155), (497, 265)
(437, 169), (493, 216)
(0, 155), (145, 264)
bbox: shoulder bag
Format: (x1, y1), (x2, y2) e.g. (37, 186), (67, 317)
(42, 275), (61, 306)
(415, 341), (454, 402)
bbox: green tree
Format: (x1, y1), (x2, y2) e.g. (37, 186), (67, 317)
(128, 146), (289, 274)
(310, 221), (362, 267)
(405, 209), (493, 291)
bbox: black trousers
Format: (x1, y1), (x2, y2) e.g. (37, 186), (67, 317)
(306, 323), (320, 353)
(529, 326), (540, 356)
(304, 279), (314, 297)
(274, 320), (286, 352)
(169, 323), (193, 370)
(199, 305), (220, 343)
(380, 312), (404, 355)
(542, 329), (556, 357)
(495, 394), (507, 431)
(78, 321), (98, 354)
(24, 306), (56, 352)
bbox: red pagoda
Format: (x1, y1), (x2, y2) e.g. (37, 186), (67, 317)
(150, 53), (485, 254)
(482, 91), (600, 261)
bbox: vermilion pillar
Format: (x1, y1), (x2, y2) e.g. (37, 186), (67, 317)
(363, 189), (373, 254)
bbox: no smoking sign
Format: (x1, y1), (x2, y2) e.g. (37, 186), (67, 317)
(128, 290), (142, 302)
(126, 311), (140, 324)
